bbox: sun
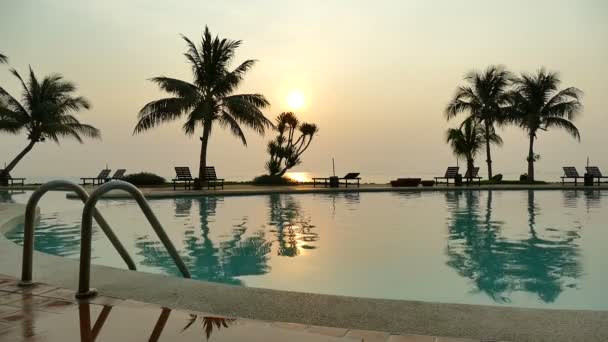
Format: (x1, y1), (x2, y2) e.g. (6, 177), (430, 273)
(287, 90), (305, 110)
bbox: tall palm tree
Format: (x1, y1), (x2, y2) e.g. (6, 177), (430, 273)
(446, 119), (502, 181)
(0, 67), (99, 179)
(508, 69), (583, 182)
(133, 27), (272, 187)
(0, 53), (7, 64)
(446, 65), (511, 179)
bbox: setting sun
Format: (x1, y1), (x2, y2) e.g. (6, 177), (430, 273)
(287, 90), (305, 110)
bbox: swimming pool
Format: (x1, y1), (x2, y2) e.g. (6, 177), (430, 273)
(1, 189), (607, 310)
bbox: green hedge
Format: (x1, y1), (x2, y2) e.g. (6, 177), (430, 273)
(252, 174), (297, 185)
(122, 172), (166, 186)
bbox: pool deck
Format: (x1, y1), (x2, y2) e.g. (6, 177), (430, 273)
(1, 198), (608, 341)
(2, 182), (599, 200)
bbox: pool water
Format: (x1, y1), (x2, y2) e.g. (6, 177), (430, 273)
(2, 190), (607, 310)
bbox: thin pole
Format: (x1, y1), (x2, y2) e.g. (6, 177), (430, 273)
(332, 158), (335, 177)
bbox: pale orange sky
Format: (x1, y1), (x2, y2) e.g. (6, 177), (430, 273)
(1, 0), (607, 182)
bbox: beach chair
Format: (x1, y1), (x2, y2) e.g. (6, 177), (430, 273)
(173, 167), (193, 190)
(464, 167), (482, 185)
(561, 167), (584, 185)
(111, 169), (126, 180)
(0, 170), (26, 187)
(340, 172), (361, 188)
(313, 173), (360, 187)
(81, 169), (111, 186)
(312, 176), (330, 187)
(435, 167), (460, 185)
(202, 166), (224, 190)
(585, 166), (608, 185)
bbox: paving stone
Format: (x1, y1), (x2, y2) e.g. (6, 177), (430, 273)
(345, 329), (391, 342)
(307, 325), (348, 337)
(5, 296), (75, 313)
(388, 334), (436, 342)
(271, 321), (309, 331)
(0, 283), (56, 295)
(78, 295), (124, 306)
(0, 293), (25, 305)
(40, 288), (76, 300)
(436, 337), (479, 342)
(0, 305), (20, 317)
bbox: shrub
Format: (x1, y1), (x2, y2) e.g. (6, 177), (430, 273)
(519, 173), (528, 182)
(122, 172), (166, 186)
(252, 174), (297, 185)
(491, 174), (503, 182)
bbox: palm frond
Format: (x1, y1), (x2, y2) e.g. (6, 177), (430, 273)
(0, 53), (7, 64)
(134, 98), (191, 134)
(219, 111), (247, 145)
(150, 77), (198, 99)
(543, 117), (580, 141)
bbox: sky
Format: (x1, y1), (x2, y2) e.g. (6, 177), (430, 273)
(1, 0), (607, 182)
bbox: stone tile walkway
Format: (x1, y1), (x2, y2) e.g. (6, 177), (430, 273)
(0, 274), (496, 341)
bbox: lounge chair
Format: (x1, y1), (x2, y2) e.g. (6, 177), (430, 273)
(585, 166), (608, 185)
(173, 167), (193, 190)
(340, 173), (361, 188)
(464, 167), (482, 185)
(313, 172), (361, 188)
(81, 169), (111, 186)
(111, 169), (126, 180)
(202, 166), (224, 190)
(435, 167), (460, 185)
(561, 167), (584, 185)
(0, 170), (26, 187)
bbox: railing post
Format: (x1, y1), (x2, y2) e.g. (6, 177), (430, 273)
(77, 181), (191, 298)
(19, 180), (136, 287)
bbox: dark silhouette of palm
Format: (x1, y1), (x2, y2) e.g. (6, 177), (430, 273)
(133, 26), (272, 187)
(182, 314), (236, 339)
(446, 66), (510, 179)
(0, 67), (99, 178)
(507, 69), (583, 181)
(0, 53), (7, 64)
(446, 119), (501, 181)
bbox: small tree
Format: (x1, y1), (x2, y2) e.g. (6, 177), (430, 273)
(265, 112), (318, 176)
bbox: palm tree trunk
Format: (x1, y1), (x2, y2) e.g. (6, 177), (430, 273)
(2, 140), (36, 179)
(467, 158), (474, 182)
(484, 124), (493, 180)
(527, 134), (535, 182)
(196, 125), (211, 190)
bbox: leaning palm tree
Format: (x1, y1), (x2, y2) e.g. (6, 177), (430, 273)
(0, 67), (99, 180)
(446, 65), (511, 179)
(508, 69), (583, 182)
(133, 27), (272, 188)
(0, 53), (7, 64)
(446, 119), (501, 181)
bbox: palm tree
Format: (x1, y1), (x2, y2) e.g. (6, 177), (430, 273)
(446, 119), (502, 181)
(508, 69), (583, 182)
(133, 27), (272, 187)
(0, 53), (7, 64)
(446, 65), (511, 179)
(0, 67), (99, 180)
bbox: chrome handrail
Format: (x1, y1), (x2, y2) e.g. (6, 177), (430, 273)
(19, 180), (136, 287)
(77, 181), (191, 298)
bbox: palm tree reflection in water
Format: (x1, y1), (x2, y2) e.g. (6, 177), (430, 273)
(135, 196), (272, 285)
(445, 190), (582, 304)
(267, 194), (317, 257)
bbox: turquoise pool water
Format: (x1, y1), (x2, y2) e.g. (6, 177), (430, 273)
(2, 190), (607, 310)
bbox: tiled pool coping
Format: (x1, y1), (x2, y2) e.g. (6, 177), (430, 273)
(1, 202), (607, 341)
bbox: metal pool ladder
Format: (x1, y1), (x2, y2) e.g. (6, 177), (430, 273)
(19, 180), (191, 298)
